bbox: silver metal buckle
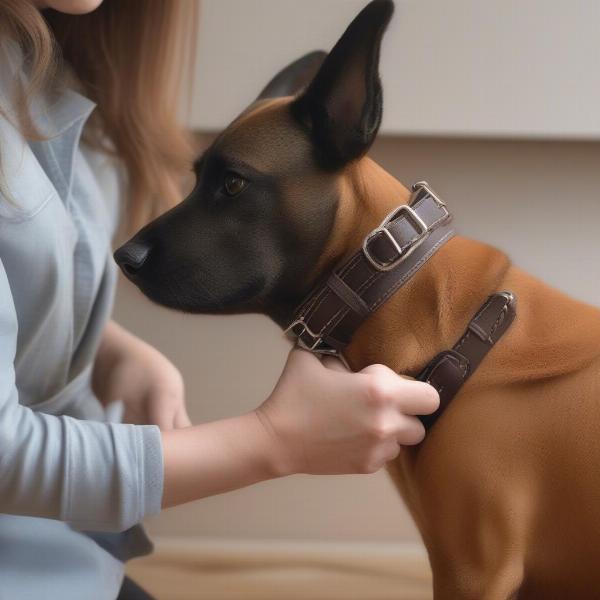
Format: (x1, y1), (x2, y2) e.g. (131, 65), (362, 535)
(362, 205), (429, 272)
(412, 180), (450, 224)
(412, 180), (446, 208)
(283, 319), (338, 355)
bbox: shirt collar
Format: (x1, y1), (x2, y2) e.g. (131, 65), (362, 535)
(30, 86), (96, 139)
(27, 88), (97, 204)
(0, 37), (97, 134)
(1, 38), (97, 203)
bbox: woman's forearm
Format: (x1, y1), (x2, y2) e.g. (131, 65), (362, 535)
(160, 349), (440, 509)
(161, 411), (283, 508)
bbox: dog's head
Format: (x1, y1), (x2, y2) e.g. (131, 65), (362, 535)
(115, 0), (394, 322)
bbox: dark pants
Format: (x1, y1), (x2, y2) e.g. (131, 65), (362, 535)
(117, 577), (156, 600)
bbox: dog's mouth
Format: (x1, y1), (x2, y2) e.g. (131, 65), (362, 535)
(127, 267), (267, 315)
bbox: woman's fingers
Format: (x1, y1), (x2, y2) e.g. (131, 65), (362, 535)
(321, 355), (349, 373)
(384, 440), (402, 462)
(285, 346), (321, 372)
(175, 406), (192, 429)
(396, 415), (426, 446)
(147, 398), (178, 431)
(287, 346), (349, 373)
(304, 351), (440, 416)
(395, 381), (440, 416)
(359, 363), (440, 417)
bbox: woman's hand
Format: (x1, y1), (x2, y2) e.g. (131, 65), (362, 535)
(92, 321), (191, 430)
(161, 346), (439, 508)
(255, 348), (440, 476)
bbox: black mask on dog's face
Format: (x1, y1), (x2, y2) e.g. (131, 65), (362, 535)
(114, 0), (393, 321)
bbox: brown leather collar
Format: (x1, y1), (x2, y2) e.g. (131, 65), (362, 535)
(285, 181), (455, 355)
(285, 181), (518, 429)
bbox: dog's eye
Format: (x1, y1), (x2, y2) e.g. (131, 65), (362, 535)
(223, 173), (247, 196)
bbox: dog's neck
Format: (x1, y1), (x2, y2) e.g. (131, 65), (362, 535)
(338, 158), (512, 374)
(273, 156), (511, 375)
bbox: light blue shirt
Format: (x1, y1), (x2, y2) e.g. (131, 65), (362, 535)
(0, 42), (163, 599)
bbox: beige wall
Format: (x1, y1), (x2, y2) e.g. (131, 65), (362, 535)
(192, 0), (600, 139)
(113, 136), (600, 543)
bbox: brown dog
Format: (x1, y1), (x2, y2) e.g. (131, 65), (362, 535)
(115, 2), (600, 597)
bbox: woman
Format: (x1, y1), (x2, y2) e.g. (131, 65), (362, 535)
(0, 1), (440, 598)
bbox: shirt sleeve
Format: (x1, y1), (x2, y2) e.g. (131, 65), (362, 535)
(0, 258), (164, 532)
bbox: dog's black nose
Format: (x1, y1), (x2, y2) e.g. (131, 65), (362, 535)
(114, 242), (150, 278)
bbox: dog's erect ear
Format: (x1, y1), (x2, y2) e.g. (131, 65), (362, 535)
(256, 51), (328, 101)
(291, 0), (393, 169)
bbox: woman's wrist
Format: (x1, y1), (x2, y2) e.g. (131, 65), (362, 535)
(160, 410), (288, 509)
(240, 410), (290, 479)
(252, 407), (298, 478)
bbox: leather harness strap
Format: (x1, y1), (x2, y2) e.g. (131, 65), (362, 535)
(285, 181), (518, 429)
(416, 291), (517, 429)
(286, 182), (455, 354)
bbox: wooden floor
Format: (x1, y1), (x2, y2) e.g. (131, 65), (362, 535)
(126, 539), (433, 600)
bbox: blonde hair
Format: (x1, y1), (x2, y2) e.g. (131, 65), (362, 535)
(0, 0), (197, 232)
